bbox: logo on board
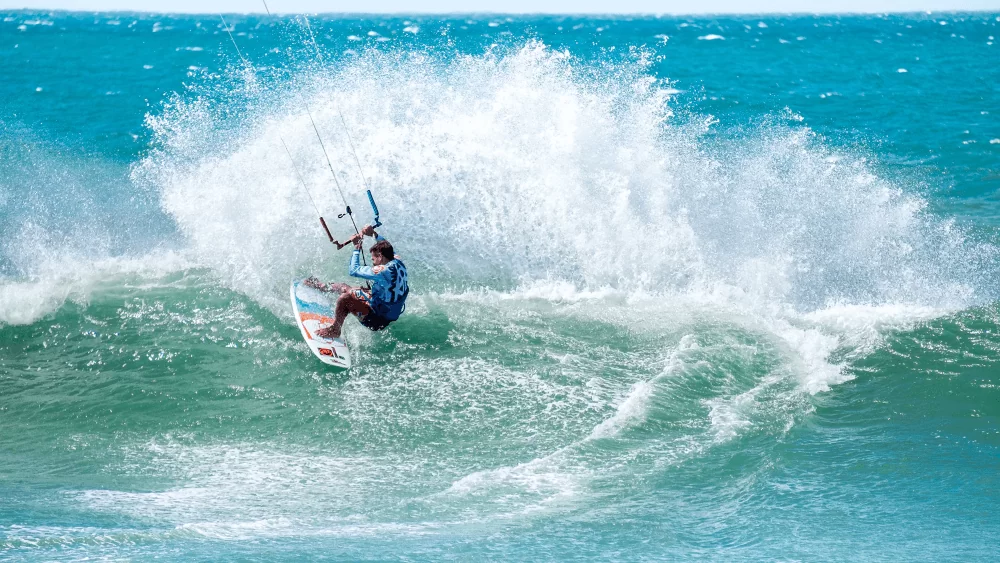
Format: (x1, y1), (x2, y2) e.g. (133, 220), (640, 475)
(318, 348), (342, 359)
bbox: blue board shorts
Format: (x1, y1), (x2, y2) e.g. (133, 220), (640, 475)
(352, 289), (394, 332)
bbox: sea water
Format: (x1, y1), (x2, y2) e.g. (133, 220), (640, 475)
(1, 10), (999, 560)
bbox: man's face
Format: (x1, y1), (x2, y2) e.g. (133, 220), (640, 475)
(371, 252), (387, 266)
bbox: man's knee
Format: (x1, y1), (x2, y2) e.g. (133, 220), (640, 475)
(335, 291), (369, 315)
(334, 292), (354, 311)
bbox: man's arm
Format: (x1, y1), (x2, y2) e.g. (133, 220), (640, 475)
(349, 249), (381, 280)
(348, 225), (385, 280)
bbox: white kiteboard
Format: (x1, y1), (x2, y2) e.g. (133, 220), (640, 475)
(290, 279), (351, 370)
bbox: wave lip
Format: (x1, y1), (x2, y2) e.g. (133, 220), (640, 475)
(0, 252), (193, 327)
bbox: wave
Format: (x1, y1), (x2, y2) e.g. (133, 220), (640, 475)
(0, 121), (185, 326)
(133, 41), (996, 310)
(0, 252), (192, 326)
(4, 39), (996, 399)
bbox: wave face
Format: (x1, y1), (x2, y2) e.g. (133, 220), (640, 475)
(2, 12), (1000, 561)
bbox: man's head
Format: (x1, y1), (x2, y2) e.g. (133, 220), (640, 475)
(370, 239), (394, 265)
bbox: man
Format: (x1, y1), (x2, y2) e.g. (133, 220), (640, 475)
(307, 224), (409, 340)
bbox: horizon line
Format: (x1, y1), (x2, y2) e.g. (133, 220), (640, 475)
(2, 7), (999, 16)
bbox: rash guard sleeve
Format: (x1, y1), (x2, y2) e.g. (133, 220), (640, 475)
(349, 250), (379, 280)
(348, 233), (390, 281)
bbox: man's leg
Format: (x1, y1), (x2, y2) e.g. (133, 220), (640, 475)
(316, 289), (371, 339)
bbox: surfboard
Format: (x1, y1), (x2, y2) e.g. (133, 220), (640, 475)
(290, 279), (351, 370)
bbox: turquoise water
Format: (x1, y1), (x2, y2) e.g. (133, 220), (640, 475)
(2, 10), (999, 560)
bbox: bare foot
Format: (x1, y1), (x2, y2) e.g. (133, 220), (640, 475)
(315, 325), (340, 340)
(304, 277), (327, 291)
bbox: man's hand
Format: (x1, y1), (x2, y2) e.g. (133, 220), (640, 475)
(334, 232), (363, 250)
(353, 234), (364, 250)
(361, 224), (376, 237)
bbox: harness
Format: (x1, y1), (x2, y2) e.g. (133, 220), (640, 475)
(357, 258), (408, 331)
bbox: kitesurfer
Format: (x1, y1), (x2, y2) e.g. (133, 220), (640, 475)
(307, 224), (409, 339)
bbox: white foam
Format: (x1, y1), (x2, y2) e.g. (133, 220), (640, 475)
(0, 252), (192, 326)
(141, 40), (984, 309)
(705, 383), (759, 442)
(445, 455), (582, 500)
(766, 317), (849, 393)
(79, 442), (374, 526)
(585, 334), (700, 439)
(698, 34), (725, 40)
(588, 380), (654, 440)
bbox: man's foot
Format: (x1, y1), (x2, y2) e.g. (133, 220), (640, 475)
(304, 277), (327, 291)
(315, 325), (340, 340)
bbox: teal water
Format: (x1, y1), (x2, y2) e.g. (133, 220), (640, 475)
(2, 10), (999, 560)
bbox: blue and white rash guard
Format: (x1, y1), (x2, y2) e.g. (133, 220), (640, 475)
(349, 234), (409, 321)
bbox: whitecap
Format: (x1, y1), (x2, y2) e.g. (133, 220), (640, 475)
(698, 34), (725, 41)
(588, 380), (653, 440)
(0, 252), (191, 326)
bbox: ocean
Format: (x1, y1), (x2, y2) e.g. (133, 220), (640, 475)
(1, 10), (999, 560)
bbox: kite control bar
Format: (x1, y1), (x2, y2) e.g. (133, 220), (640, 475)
(331, 190), (384, 250)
